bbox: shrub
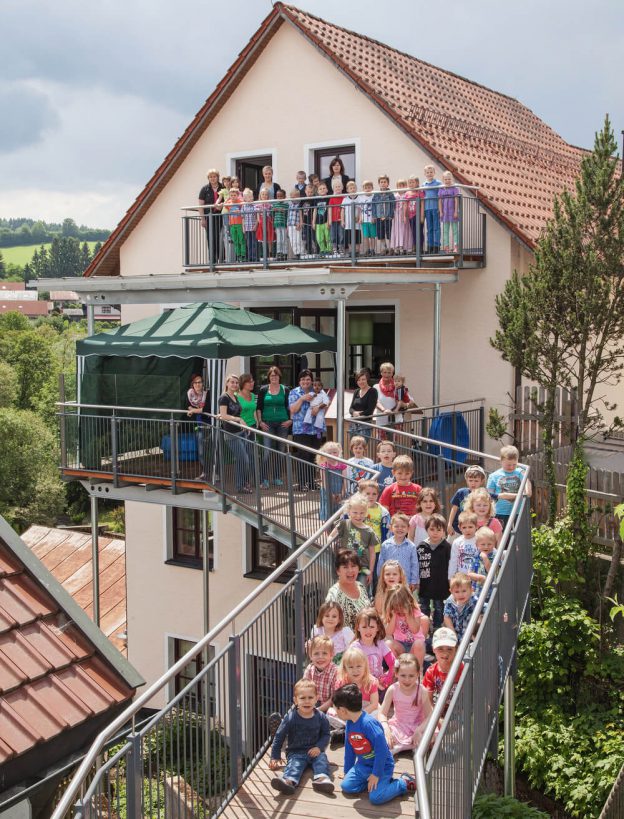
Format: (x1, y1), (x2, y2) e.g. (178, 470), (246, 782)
(472, 793), (548, 818)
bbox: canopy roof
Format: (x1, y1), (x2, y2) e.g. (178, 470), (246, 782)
(77, 302), (337, 358)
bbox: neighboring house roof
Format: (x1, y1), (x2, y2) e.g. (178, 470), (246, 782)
(49, 290), (80, 301)
(0, 517), (142, 792)
(21, 526), (127, 655)
(0, 301), (50, 317)
(0, 282), (26, 291)
(84, 2), (587, 279)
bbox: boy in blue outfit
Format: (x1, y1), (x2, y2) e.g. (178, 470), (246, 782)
(333, 683), (415, 804)
(269, 679), (334, 795)
(423, 164), (441, 252)
(486, 445), (532, 528)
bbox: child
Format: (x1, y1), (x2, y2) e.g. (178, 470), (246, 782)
(390, 179), (411, 253)
(241, 188), (257, 262)
(444, 573), (478, 641)
(313, 182), (331, 255)
(373, 440), (397, 490)
(408, 486), (441, 544)
(447, 511), (479, 579)
(358, 180), (376, 255)
(303, 635), (339, 712)
(463, 488), (503, 544)
(342, 179), (361, 254)
(269, 679), (334, 795)
(379, 455), (422, 517)
(448, 465), (490, 536)
(358, 480), (391, 546)
(374, 560), (408, 618)
(383, 584), (426, 665)
(255, 187), (275, 260)
(328, 180), (345, 254)
(224, 180), (245, 262)
(376, 513), (420, 592)
(378, 653), (433, 754)
(272, 189), (289, 261)
(487, 445), (532, 528)
(317, 442), (347, 521)
(337, 646), (379, 714)
(346, 436), (375, 491)
(405, 175), (424, 252)
(392, 373), (418, 425)
(217, 175), (234, 263)
(468, 526), (498, 600)
(373, 175), (395, 254)
(287, 188), (303, 258)
(351, 608), (395, 689)
(301, 183), (318, 257)
(422, 627), (464, 715)
(312, 602), (354, 665)
(439, 171), (460, 253)
(423, 164), (441, 253)
(333, 683), (416, 804)
(295, 170), (307, 197)
(332, 494), (378, 586)
(304, 377), (330, 440)
(416, 514), (451, 632)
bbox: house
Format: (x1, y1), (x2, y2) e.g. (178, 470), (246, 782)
(0, 281), (50, 319)
(32, 3), (585, 701)
(0, 517), (142, 815)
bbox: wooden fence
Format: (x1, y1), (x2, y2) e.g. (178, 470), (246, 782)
(514, 386), (578, 455)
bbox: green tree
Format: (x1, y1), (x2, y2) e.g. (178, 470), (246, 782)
(0, 360), (17, 407)
(61, 217), (79, 238)
(0, 249), (5, 276)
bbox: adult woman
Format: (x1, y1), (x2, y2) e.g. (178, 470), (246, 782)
(325, 549), (370, 631)
(254, 165), (283, 200)
(218, 374), (251, 493)
(198, 169), (223, 263)
(186, 373), (211, 480)
(237, 373), (258, 430)
(349, 368), (377, 441)
(323, 157), (350, 196)
(374, 361), (397, 430)
(256, 366), (291, 488)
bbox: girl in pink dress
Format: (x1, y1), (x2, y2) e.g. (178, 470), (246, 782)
(378, 653), (432, 754)
(390, 179), (411, 253)
(383, 584), (428, 665)
(408, 486), (442, 544)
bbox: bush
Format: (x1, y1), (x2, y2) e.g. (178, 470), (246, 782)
(472, 793), (548, 818)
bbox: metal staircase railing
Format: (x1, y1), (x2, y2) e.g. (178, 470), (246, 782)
(58, 401), (375, 545)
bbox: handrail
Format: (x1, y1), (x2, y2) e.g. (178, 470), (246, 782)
(345, 396), (485, 422)
(51, 509), (344, 819)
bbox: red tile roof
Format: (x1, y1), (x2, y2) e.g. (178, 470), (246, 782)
(21, 525), (127, 654)
(0, 529), (135, 770)
(84, 3), (589, 278)
(0, 301), (50, 317)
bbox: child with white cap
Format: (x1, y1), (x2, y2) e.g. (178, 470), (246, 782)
(422, 627), (464, 717)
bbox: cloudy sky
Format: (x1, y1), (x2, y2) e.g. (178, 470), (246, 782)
(0, 0), (622, 229)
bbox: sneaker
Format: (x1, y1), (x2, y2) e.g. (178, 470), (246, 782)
(330, 728), (345, 749)
(271, 776), (296, 795)
(400, 773), (417, 793)
(312, 774), (334, 793)
(273, 478), (283, 487)
(268, 712), (282, 737)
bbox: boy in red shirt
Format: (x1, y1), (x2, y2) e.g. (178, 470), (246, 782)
(379, 455), (422, 517)
(422, 627), (464, 718)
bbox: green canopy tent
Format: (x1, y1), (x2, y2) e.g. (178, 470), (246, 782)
(77, 302), (338, 412)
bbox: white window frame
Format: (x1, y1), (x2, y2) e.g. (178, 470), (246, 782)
(225, 148), (278, 184)
(303, 138), (361, 186)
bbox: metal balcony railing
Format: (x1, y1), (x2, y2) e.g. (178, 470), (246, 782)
(52, 420), (531, 819)
(182, 188), (485, 272)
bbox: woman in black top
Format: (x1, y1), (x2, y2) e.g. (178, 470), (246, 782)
(218, 374), (251, 493)
(323, 157), (350, 195)
(349, 368), (377, 441)
(198, 169), (223, 263)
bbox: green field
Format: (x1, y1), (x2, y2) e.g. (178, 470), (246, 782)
(1, 241), (101, 267)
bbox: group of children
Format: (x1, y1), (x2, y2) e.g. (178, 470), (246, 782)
(269, 444), (530, 804)
(213, 165), (461, 264)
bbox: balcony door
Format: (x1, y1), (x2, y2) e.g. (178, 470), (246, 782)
(235, 154), (273, 193)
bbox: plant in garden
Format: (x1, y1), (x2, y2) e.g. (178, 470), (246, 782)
(472, 793), (548, 819)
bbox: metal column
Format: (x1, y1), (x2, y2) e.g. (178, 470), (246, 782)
(336, 298), (346, 446)
(87, 303), (95, 336)
(432, 283), (441, 406)
(90, 495), (100, 627)
(504, 674), (516, 797)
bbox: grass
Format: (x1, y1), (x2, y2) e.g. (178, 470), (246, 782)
(1, 241), (101, 267)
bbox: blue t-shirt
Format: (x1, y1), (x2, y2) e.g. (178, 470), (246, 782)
(423, 178), (441, 210)
(373, 463), (394, 489)
(344, 710), (394, 778)
(288, 386), (316, 436)
(487, 467), (525, 517)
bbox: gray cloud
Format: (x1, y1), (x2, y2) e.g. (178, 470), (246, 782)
(0, 82), (60, 151)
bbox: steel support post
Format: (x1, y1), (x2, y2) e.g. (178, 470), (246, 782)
(432, 283), (441, 406)
(228, 636), (243, 790)
(336, 298), (346, 447)
(87, 304), (95, 336)
(90, 495), (100, 626)
(504, 674), (516, 797)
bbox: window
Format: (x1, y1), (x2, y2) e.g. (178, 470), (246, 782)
(171, 638), (215, 715)
(314, 145), (356, 183)
(234, 154), (273, 193)
(347, 307), (395, 387)
(248, 655), (296, 751)
(170, 508), (214, 569)
(247, 526), (291, 578)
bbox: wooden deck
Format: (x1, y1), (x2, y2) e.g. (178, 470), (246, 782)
(222, 746), (417, 818)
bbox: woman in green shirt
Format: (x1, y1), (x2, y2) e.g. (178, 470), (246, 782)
(236, 373), (258, 488)
(256, 366), (291, 488)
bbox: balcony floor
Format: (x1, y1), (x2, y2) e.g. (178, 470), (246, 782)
(222, 745), (416, 818)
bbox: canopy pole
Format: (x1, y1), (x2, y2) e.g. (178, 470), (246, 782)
(336, 298), (346, 447)
(432, 283), (441, 407)
(90, 496), (100, 626)
(87, 304), (95, 336)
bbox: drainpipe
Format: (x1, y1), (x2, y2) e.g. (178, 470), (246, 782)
(432, 283), (441, 407)
(336, 298), (346, 446)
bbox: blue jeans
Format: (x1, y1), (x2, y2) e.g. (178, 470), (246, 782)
(341, 764), (407, 805)
(261, 421), (290, 482)
(424, 208), (440, 251)
(420, 597), (445, 631)
(330, 222), (344, 250)
(283, 751), (330, 785)
(349, 421), (372, 441)
(226, 432), (251, 491)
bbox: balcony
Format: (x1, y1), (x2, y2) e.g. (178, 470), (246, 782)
(182, 189), (486, 273)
